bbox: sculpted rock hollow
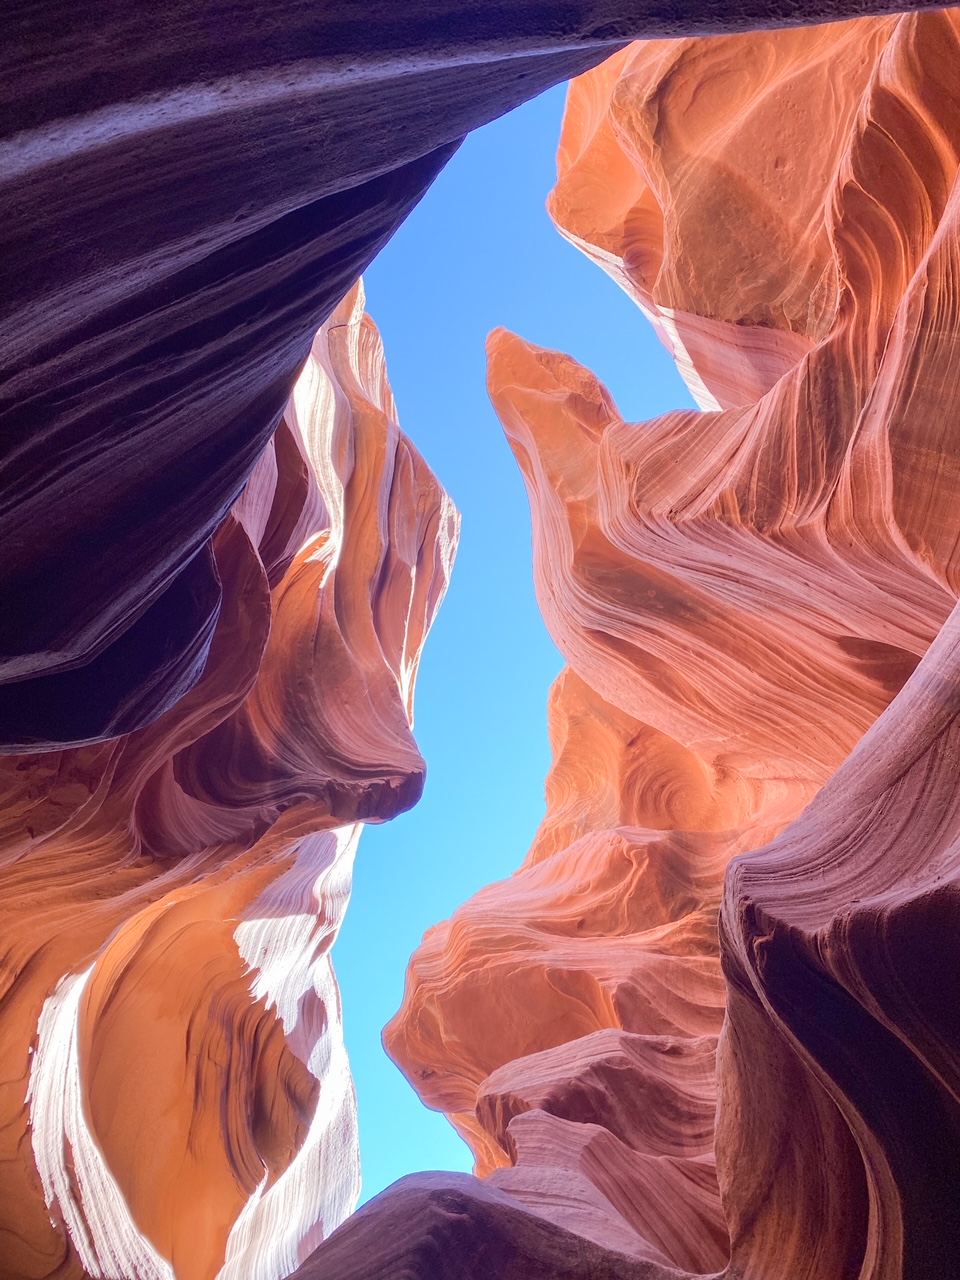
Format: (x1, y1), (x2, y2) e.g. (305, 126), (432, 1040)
(350, 10), (960, 1279)
(0, 284), (458, 1280)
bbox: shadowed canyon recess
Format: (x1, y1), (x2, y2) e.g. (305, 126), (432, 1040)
(4, 3), (960, 1279)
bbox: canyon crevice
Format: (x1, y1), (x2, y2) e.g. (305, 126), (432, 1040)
(6, 2), (960, 1278)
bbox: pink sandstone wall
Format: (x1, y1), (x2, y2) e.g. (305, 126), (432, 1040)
(377, 12), (960, 1277)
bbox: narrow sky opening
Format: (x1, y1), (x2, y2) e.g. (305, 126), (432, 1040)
(333, 79), (695, 1205)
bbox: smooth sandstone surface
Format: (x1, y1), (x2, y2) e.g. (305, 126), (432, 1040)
(0, 0), (943, 752)
(0, 284), (458, 1280)
(355, 10), (960, 1279)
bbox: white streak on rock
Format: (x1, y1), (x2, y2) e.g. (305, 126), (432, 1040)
(29, 968), (175, 1280)
(220, 825), (362, 1280)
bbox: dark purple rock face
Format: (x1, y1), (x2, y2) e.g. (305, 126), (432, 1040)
(291, 1172), (675, 1280)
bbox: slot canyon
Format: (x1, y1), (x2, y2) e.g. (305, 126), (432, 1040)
(3, 3), (960, 1278)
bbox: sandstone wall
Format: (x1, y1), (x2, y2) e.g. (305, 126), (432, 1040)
(1, 285), (458, 1280)
(368, 13), (960, 1277)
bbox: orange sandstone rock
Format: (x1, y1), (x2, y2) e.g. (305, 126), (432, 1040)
(0, 283), (458, 1280)
(379, 10), (960, 1279)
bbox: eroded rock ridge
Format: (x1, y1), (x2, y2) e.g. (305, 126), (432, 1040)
(1, 285), (458, 1280)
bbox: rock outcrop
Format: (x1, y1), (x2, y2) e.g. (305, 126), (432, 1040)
(339, 10), (960, 1278)
(0, 0), (942, 752)
(1, 284), (458, 1280)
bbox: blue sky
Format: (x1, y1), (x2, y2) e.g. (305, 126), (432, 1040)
(333, 79), (695, 1204)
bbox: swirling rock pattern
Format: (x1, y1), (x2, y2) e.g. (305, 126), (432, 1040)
(0, 0), (942, 751)
(361, 10), (960, 1279)
(0, 283), (458, 1280)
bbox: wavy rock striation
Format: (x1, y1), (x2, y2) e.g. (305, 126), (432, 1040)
(0, 284), (458, 1280)
(0, 0), (943, 752)
(334, 10), (960, 1279)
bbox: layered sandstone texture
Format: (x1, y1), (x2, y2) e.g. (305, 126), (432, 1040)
(0, 283), (459, 1280)
(347, 10), (960, 1279)
(0, 0), (941, 755)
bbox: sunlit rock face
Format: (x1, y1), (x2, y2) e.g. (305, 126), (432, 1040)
(359, 10), (960, 1278)
(0, 284), (458, 1280)
(0, 0), (941, 755)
